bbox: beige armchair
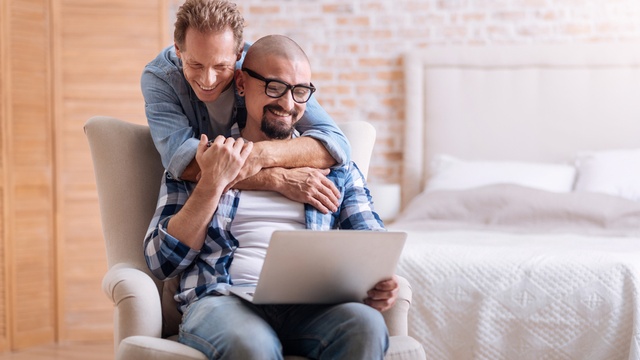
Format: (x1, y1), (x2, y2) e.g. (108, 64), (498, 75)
(84, 116), (425, 360)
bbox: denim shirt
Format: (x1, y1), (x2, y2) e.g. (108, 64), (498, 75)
(141, 44), (351, 179)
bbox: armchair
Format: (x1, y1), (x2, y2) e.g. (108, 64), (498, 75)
(84, 116), (425, 360)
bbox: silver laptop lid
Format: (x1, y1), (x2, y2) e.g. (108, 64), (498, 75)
(250, 230), (407, 304)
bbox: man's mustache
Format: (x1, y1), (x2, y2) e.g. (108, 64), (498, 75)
(264, 104), (299, 119)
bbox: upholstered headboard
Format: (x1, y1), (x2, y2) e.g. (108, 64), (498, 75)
(402, 43), (640, 207)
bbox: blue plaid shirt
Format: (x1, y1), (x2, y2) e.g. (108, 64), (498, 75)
(144, 149), (384, 312)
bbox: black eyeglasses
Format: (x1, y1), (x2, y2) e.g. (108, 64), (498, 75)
(242, 68), (316, 104)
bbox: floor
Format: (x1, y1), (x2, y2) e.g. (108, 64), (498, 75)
(0, 342), (113, 360)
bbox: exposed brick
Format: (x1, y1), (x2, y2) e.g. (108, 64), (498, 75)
(376, 70), (403, 81)
(358, 58), (397, 67)
(339, 72), (370, 81)
(340, 99), (358, 108)
(322, 4), (355, 14)
(563, 23), (593, 35)
(249, 5), (280, 14)
(336, 16), (370, 27)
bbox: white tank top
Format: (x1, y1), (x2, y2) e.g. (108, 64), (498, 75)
(229, 191), (306, 285)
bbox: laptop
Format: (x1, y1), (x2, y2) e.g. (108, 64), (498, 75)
(229, 230), (407, 304)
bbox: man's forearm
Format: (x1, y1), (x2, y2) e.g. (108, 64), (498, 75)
(180, 158), (201, 182)
(232, 168), (281, 191)
(255, 137), (335, 169)
(166, 181), (224, 250)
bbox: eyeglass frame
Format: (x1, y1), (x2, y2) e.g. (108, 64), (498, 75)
(241, 67), (316, 104)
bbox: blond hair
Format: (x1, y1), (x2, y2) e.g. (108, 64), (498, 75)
(174, 0), (244, 54)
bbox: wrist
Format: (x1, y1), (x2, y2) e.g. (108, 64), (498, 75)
(196, 172), (227, 195)
(252, 141), (277, 168)
(262, 167), (285, 192)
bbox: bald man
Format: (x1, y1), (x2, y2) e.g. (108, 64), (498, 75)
(144, 35), (397, 360)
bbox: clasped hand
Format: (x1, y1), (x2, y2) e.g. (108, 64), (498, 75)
(196, 134), (253, 190)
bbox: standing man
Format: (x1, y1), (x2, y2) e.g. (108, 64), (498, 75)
(141, 0), (349, 213)
(144, 35), (398, 360)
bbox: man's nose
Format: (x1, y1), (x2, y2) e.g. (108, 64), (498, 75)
(277, 89), (295, 110)
(202, 68), (216, 86)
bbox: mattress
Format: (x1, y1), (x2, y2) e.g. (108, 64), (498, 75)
(390, 226), (640, 359)
(388, 185), (640, 359)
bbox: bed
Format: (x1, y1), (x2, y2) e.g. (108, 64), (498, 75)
(388, 43), (640, 359)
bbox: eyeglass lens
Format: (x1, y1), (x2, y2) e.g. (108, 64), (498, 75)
(243, 68), (315, 103)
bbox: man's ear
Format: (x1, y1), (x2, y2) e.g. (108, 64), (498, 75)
(236, 52), (242, 62)
(175, 43), (182, 58)
(235, 69), (245, 95)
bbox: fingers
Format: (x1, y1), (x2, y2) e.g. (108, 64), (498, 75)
(306, 170), (340, 214)
(374, 276), (399, 291)
(364, 276), (399, 312)
(197, 134), (210, 154)
(198, 136), (253, 187)
(239, 139), (253, 161)
(364, 297), (394, 312)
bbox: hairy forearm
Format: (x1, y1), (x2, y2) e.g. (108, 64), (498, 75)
(183, 137), (333, 183)
(255, 137), (335, 169)
(166, 181), (224, 250)
(232, 168), (281, 191)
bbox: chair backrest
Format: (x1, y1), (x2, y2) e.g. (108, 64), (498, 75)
(84, 116), (164, 274)
(85, 116), (377, 336)
(338, 120), (376, 179)
(85, 116), (181, 336)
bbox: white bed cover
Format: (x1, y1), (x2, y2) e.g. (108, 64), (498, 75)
(390, 224), (640, 360)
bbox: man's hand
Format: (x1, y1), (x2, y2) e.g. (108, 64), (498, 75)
(364, 275), (399, 312)
(225, 141), (266, 190)
(273, 167), (340, 214)
(196, 135), (253, 189)
(166, 135), (252, 251)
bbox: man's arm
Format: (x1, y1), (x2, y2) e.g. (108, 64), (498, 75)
(236, 167), (341, 214)
(336, 162), (384, 230)
(184, 137), (343, 213)
(143, 135), (251, 279)
(183, 135), (336, 183)
(293, 96), (351, 166)
(167, 135), (251, 249)
(142, 61), (200, 180)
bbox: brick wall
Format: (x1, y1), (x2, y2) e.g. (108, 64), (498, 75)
(170, 0), (640, 184)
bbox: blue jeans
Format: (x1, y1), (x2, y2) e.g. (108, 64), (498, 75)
(178, 295), (389, 360)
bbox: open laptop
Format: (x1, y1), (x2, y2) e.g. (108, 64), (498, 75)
(229, 230), (407, 304)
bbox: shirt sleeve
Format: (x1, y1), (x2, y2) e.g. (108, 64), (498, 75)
(144, 172), (200, 280)
(295, 97), (351, 166)
(141, 66), (199, 179)
(337, 162), (385, 230)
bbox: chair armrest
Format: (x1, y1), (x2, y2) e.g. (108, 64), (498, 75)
(382, 275), (412, 337)
(102, 263), (163, 348)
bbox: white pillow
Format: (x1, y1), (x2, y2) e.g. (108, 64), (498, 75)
(574, 148), (640, 201)
(425, 155), (577, 193)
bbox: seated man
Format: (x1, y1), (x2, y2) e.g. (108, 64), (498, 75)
(144, 35), (398, 360)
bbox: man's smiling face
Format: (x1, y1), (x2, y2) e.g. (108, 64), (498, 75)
(240, 57), (311, 141)
(176, 27), (238, 103)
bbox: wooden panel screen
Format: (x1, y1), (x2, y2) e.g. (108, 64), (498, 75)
(5, 0), (56, 350)
(55, 0), (167, 341)
(0, 0), (7, 350)
(0, 0), (168, 350)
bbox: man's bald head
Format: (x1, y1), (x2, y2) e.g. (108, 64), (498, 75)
(243, 35), (310, 69)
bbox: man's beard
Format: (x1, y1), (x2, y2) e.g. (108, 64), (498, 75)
(261, 104), (299, 140)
